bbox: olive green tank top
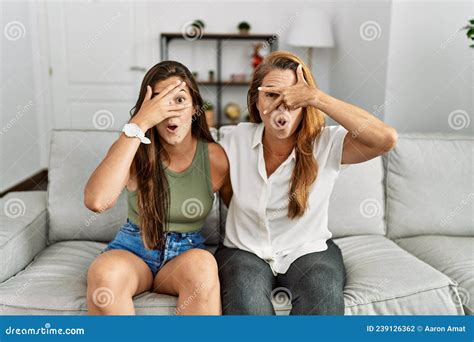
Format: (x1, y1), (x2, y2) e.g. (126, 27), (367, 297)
(127, 139), (214, 233)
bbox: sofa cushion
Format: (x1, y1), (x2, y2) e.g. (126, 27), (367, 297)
(395, 235), (474, 315)
(385, 133), (473, 239)
(0, 241), (291, 315)
(48, 130), (221, 245)
(335, 235), (463, 315)
(0, 240), (218, 315)
(209, 127), (218, 140)
(0, 237), (463, 315)
(329, 157), (385, 238)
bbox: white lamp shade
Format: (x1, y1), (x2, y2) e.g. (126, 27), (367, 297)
(287, 8), (334, 48)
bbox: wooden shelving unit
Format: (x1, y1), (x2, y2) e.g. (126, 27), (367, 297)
(197, 80), (250, 86)
(160, 32), (279, 127)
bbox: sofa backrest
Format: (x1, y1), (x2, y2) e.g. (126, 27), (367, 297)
(47, 130), (220, 245)
(51, 128), (470, 245)
(329, 157), (386, 238)
(385, 133), (473, 239)
(48, 130), (126, 243)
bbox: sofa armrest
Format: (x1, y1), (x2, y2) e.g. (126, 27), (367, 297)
(0, 191), (48, 283)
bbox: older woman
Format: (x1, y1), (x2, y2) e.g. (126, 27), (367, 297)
(216, 51), (397, 315)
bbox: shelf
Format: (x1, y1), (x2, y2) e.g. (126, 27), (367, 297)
(160, 32), (278, 127)
(197, 80), (250, 86)
(161, 32), (277, 41)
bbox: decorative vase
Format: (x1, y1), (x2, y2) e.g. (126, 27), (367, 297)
(205, 110), (214, 127)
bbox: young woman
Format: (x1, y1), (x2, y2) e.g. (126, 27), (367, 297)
(84, 61), (231, 315)
(216, 51), (398, 315)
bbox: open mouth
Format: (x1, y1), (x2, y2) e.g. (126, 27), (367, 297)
(271, 113), (291, 130)
(166, 124), (178, 133)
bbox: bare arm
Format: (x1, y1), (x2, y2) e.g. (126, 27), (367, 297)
(310, 90), (397, 164)
(84, 80), (191, 212)
(208, 143), (233, 207)
(259, 64), (398, 165)
(219, 172), (233, 208)
(83, 132), (141, 212)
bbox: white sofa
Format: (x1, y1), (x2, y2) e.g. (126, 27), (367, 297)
(0, 127), (472, 315)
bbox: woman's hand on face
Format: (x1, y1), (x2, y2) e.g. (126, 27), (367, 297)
(131, 80), (192, 131)
(258, 64), (318, 115)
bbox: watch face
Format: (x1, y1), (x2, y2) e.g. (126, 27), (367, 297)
(125, 124), (139, 136)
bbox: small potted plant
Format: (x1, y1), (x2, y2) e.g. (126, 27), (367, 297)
(192, 19), (205, 31)
(188, 19), (205, 38)
(238, 21), (251, 35)
(208, 70), (215, 82)
(202, 100), (214, 127)
(462, 18), (474, 48)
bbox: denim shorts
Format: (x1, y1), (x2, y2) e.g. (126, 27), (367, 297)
(101, 219), (206, 277)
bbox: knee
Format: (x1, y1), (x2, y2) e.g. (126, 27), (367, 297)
(87, 256), (135, 312)
(179, 249), (219, 294)
(297, 268), (344, 297)
(220, 272), (274, 315)
(217, 250), (272, 297)
(87, 256), (131, 294)
(298, 279), (343, 301)
(291, 274), (345, 315)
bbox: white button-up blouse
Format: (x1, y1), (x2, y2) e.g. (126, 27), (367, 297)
(220, 122), (349, 275)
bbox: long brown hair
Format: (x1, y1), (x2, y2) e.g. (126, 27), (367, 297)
(130, 61), (214, 249)
(247, 51), (326, 218)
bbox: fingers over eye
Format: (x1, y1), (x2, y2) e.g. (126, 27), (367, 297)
(296, 64), (308, 85)
(154, 80), (182, 100)
(163, 83), (187, 101)
(168, 103), (192, 111)
(144, 85), (153, 101)
(262, 96), (283, 115)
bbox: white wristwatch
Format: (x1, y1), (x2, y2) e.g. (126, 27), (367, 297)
(122, 123), (151, 144)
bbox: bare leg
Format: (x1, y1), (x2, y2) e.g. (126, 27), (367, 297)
(87, 249), (153, 315)
(153, 249), (221, 315)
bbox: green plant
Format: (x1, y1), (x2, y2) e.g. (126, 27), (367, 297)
(192, 19), (205, 30)
(462, 18), (474, 48)
(238, 21), (251, 32)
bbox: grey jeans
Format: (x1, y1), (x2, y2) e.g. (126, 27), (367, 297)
(215, 239), (346, 315)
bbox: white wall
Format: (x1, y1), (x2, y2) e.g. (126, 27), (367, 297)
(140, 1), (339, 125)
(325, 0), (392, 125)
(1, 1), (51, 192)
(68, 0), (390, 126)
(2, 0), (471, 192)
(384, 0), (473, 134)
(33, 1), (393, 141)
(0, 0), (393, 191)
